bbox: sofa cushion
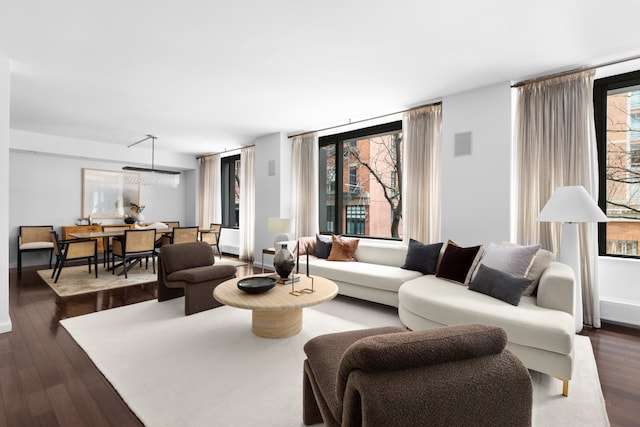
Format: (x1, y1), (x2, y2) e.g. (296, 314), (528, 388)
(313, 234), (333, 259)
(308, 259), (423, 293)
(399, 276), (574, 355)
(436, 241), (483, 285)
(328, 235), (359, 261)
(469, 264), (532, 306)
(402, 239), (443, 275)
(524, 249), (555, 296)
(478, 242), (540, 277)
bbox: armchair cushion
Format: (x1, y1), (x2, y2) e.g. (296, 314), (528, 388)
(336, 324), (507, 402)
(167, 264), (237, 284)
(160, 241), (215, 273)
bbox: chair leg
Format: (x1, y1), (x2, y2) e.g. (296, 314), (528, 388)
(94, 255), (98, 278)
(123, 256), (129, 278)
(18, 251), (22, 275)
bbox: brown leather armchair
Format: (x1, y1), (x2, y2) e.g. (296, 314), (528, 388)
(303, 324), (532, 427)
(158, 241), (236, 315)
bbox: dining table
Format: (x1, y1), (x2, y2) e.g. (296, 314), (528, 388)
(68, 228), (219, 275)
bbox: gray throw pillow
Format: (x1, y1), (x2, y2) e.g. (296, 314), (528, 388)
(478, 242), (540, 277)
(313, 233), (333, 259)
(469, 264), (532, 306)
(401, 239), (443, 275)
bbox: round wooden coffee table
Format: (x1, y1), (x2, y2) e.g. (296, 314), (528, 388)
(213, 274), (338, 338)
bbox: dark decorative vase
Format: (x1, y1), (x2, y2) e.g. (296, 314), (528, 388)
(274, 243), (295, 279)
(124, 217), (136, 224)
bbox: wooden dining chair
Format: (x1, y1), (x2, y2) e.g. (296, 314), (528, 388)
(111, 229), (157, 278)
(170, 226), (199, 245)
(200, 223), (222, 259)
(102, 225), (130, 269)
(18, 225), (54, 274)
(160, 221), (180, 246)
(50, 231), (98, 283)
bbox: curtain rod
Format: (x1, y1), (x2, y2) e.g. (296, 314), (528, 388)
(512, 53), (640, 88)
(196, 145), (254, 160)
(287, 101), (442, 139)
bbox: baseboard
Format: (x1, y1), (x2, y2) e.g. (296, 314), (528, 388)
(0, 319), (13, 334)
(600, 297), (640, 327)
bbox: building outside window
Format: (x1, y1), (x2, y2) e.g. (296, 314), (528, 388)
(318, 121), (403, 239)
(595, 70), (640, 257)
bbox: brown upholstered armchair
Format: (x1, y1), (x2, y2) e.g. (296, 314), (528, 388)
(303, 324), (532, 427)
(158, 241), (236, 315)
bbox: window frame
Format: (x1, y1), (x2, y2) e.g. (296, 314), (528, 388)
(595, 69), (640, 258)
(221, 154), (240, 229)
(318, 120), (403, 240)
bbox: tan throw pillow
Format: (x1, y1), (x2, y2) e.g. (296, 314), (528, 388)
(328, 235), (360, 261)
(523, 249), (555, 296)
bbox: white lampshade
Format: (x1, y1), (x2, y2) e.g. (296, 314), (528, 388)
(268, 218), (292, 233)
(538, 186), (608, 223)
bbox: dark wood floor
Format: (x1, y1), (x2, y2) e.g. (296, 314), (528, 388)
(2, 260), (639, 426)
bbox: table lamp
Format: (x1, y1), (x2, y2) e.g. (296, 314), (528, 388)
(538, 186), (608, 333)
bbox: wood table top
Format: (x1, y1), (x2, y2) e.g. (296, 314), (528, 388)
(213, 274), (338, 312)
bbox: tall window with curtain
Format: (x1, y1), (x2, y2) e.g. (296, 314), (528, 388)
(402, 104), (442, 244)
(198, 154), (222, 228)
(239, 146), (255, 261)
(515, 70), (601, 328)
(291, 132), (319, 239)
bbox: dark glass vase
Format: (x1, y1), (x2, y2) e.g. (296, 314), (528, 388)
(274, 243), (295, 279)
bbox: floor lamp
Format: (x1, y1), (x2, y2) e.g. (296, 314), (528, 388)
(538, 186), (608, 333)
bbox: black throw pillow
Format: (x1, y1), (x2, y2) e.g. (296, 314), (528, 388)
(469, 264), (533, 306)
(313, 233), (333, 259)
(401, 239), (443, 275)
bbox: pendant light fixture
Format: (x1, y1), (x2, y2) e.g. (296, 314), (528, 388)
(123, 135), (181, 187)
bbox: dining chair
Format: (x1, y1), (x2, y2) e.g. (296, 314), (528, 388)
(102, 225), (130, 268)
(160, 221), (180, 246)
(50, 231), (98, 283)
(111, 229), (157, 278)
(18, 225), (54, 274)
(170, 226), (199, 245)
(200, 223), (222, 259)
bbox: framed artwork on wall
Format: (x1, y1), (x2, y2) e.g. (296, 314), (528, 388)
(82, 168), (140, 219)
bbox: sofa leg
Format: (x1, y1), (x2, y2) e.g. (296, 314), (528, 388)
(562, 379), (569, 397)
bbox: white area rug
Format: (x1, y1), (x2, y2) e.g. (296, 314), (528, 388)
(61, 297), (609, 427)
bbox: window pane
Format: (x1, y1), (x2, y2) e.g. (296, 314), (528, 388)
(319, 121), (403, 240)
(604, 88), (640, 255)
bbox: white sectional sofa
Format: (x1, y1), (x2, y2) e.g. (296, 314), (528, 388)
(285, 237), (576, 395)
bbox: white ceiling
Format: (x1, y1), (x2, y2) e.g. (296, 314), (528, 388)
(2, 0), (640, 155)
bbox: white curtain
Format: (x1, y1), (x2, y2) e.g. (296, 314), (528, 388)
(239, 146), (256, 261)
(291, 132), (319, 238)
(198, 154), (221, 228)
(515, 70), (602, 328)
(402, 104), (442, 244)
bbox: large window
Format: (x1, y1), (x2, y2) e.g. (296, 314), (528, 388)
(318, 121), (403, 239)
(595, 70), (640, 257)
(221, 154), (240, 228)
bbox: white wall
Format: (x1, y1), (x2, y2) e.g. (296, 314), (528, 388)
(8, 134), (199, 269)
(1, 56), (11, 334)
(441, 82), (513, 246)
(253, 132), (292, 268)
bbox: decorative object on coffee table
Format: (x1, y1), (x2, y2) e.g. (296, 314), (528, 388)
(268, 218), (296, 281)
(237, 276), (277, 294)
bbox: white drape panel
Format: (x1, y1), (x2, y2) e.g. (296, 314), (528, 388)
(239, 146), (255, 261)
(198, 155), (221, 228)
(402, 104), (442, 244)
(515, 70), (601, 328)
(291, 132), (319, 238)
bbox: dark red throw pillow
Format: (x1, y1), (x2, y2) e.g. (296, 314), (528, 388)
(436, 241), (483, 284)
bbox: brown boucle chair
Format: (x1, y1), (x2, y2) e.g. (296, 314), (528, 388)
(158, 241), (237, 315)
(303, 324), (532, 427)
